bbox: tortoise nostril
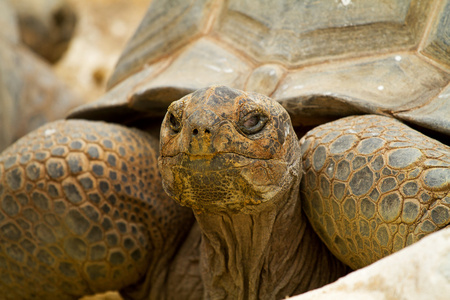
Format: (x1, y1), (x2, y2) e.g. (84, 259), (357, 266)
(192, 128), (211, 136)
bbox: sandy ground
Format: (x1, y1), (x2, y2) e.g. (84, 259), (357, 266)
(81, 291), (123, 300)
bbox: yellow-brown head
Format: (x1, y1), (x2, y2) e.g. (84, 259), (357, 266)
(158, 85), (301, 213)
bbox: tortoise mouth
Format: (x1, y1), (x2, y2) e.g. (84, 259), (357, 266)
(158, 153), (291, 213)
(162, 152), (263, 171)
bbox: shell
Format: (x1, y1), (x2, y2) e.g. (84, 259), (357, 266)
(70, 0), (450, 136)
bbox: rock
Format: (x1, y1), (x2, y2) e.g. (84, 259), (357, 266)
(289, 228), (450, 300)
(80, 291), (123, 300)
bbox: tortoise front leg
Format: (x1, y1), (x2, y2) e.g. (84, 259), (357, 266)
(299, 115), (450, 270)
(0, 120), (193, 299)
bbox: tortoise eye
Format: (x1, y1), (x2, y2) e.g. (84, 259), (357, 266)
(166, 97), (187, 134)
(244, 115), (259, 128)
(169, 112), (181, 133)
(239, 111), (268, 135)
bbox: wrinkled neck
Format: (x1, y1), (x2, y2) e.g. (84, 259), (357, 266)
(195, 180), (298, 300)
(195, 179), (349, 300)
(196, 208), (281, 300)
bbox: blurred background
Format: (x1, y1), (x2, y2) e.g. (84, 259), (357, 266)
(50, 0), (152, 103)
(0, 0), (151, 153)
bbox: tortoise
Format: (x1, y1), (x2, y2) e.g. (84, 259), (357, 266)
(0, 0), (449, 299)
(9, 0), (77, 64)
(0, 0), (82, 152)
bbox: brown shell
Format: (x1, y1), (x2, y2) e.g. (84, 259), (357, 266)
(70, 0), (450, 136)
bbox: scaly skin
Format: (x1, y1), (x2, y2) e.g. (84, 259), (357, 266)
(300, 115), (450, 269)
(0, 120), (193, 299)
(158, 86), (350, 299)
(0, 86), (449, 299)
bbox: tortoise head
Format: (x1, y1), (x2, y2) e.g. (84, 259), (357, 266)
(158, 85), (301, 213)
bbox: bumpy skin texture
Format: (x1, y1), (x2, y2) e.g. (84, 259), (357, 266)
(1, 86), (449, 299)
(0, 120), (192, 299)
(159, 86), (349, 299)
(300, 115), (450, 269)
(159, 85), (297, 213)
